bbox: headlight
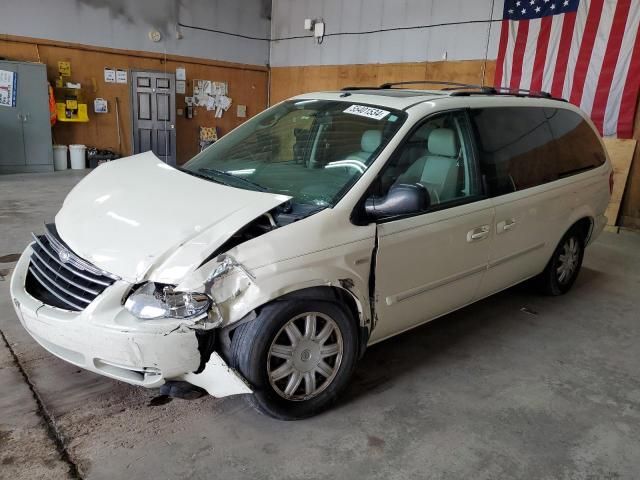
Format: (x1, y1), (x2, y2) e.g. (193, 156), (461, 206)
(125, 282), (211, 320)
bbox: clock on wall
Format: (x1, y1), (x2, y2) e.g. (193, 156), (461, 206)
(148, 30), (162, 42)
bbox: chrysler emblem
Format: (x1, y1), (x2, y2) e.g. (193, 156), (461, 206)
(58, 249), (71, 263)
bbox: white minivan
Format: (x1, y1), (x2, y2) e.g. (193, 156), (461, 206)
(10, 84), (612, 419)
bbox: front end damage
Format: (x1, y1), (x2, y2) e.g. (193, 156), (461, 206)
(169, 254), (259, 397)
(9, 244), (254, 398)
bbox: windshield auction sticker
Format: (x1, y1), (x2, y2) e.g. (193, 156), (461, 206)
(343, 104), (390, 120)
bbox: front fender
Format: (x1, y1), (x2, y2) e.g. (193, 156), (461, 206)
(175, 237), (375, 330)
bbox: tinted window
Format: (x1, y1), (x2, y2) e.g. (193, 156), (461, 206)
(471, 107), (557, 195)
(545, 108), (606, 177)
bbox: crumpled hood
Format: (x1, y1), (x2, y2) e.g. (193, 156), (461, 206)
(55, 152), (290, 284)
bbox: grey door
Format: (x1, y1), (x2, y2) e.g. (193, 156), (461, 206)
(0, 61), (53, 174)
(131, 71), (176, 166)
(20, 63), (54, 167)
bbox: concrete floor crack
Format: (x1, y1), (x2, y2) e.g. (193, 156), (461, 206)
(0, 329), (84, 479)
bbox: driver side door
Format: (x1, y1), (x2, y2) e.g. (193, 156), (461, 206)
(369, 110), (495, 343)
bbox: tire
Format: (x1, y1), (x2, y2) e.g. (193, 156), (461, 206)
(537, 228), (585, 296)
(229, 299), (358, 420)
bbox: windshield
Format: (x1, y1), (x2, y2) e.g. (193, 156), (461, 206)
(182, 99), (406, 207)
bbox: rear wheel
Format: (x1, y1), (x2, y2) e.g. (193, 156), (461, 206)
(537, 229), (584, 295)
(230, 299), (358, 420)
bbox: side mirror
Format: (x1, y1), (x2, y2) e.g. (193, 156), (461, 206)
(365, 183), (430, 220)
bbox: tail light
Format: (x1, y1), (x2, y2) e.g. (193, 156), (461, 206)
(609, 171), (614, 194)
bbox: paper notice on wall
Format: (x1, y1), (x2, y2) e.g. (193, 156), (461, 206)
(206, 95), (216, 111)
(104, 68), (116, 83)
(58, 61), (71, 77)
(218, 95), (232, 111)
(176, 80), (186, 95)
(176, 67), (186, 81)
(0, 70), (17, 108)
(116, 69), (127, 84)
(194, 80), (212, 96)
(94, 97), (108, 113)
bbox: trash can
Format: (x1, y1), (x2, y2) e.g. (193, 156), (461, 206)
(53, 145), (68, 171)
(69, 144), (87, 169)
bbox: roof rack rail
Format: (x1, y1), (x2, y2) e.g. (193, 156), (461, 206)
(378, 80), (479, 89)
(449, 86), (562, 100)
(340, 81), (565, 101)
(341, 86), (383, 91)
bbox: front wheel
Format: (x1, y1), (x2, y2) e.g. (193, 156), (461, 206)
(537, 229), (584, 295)
(229, 299), (358, 420)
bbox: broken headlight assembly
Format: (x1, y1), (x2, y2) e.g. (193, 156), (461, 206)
(124, 282), (211, 320)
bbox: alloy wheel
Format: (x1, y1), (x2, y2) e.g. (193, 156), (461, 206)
(557, 236), (580, 284)
(267, 312), (343, 401)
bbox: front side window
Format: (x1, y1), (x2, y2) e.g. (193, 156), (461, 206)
(375, 110), (481, 208)
(182, 100), (405, 207)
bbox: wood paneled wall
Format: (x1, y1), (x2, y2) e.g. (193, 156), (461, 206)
(0, 36), (268, 164)
(619, 95), (640, 229)
(269, 60), (496, 104)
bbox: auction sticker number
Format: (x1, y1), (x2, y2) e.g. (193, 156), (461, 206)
(343, 104), (389, 120)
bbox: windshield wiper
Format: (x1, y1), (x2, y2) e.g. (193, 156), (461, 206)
(198, 168), (267, 192)
(178, 167), (228, 185)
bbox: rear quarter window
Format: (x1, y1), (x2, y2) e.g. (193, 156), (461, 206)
(545, 108), (606, 177)
(471, 106), (606, 197)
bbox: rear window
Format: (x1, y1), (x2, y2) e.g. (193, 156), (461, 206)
(470, 107), (605, 196)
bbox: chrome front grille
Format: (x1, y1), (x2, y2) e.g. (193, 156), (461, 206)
(26, 224), (119, 311)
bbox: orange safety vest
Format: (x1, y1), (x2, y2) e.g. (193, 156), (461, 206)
(49, 83), (57, 126)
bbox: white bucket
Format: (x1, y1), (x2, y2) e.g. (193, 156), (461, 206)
(53, 145), (68, 171)
(69, 144), (86, 170)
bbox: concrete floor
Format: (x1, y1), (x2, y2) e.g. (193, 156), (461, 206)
(1, 170), (640, 480)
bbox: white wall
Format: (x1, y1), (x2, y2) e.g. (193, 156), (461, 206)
(270, 0), (503, 67)
(1, 0), (271, 66)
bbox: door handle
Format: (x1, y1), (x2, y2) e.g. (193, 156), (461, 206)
(467, 225), (490, 242)
(497, 218), (517, 233)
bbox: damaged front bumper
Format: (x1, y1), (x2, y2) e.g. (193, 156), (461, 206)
(9, 246), (252, 397)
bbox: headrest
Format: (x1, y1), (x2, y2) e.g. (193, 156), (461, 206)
(428, 128), (458, 157)
(413, 124), (433, 141)
(361, 130), (382, 153)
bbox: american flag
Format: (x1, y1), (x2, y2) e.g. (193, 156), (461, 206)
(495, 0), (640, 138)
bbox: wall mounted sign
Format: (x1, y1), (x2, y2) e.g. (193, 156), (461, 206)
(94, 98), (108, 113)
(58, 61), (71, 77)
(104, 68), (116, 83)
(116, 69), (127, 84)
(0, 70), (17, 108)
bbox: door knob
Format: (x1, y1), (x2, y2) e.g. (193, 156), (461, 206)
(467, 225), (490, 242)
(497, 218), (517, 233)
